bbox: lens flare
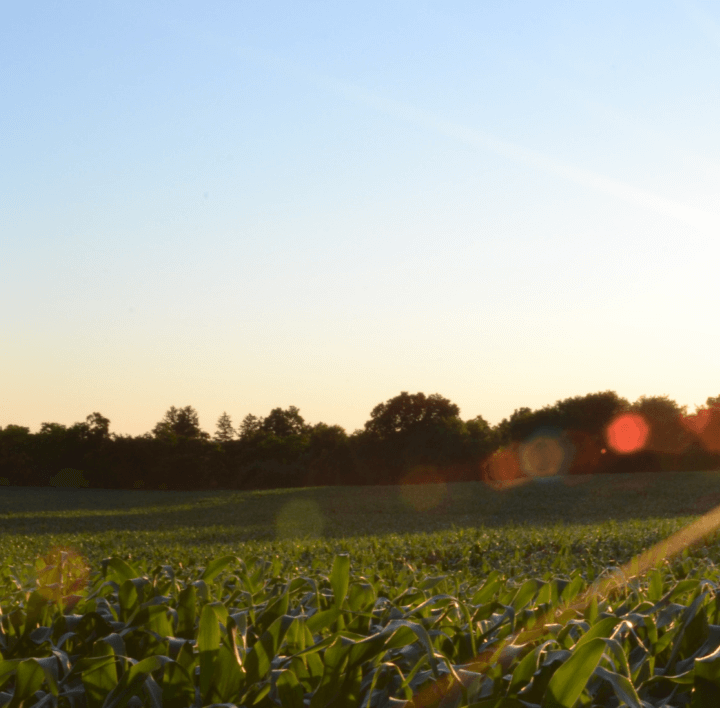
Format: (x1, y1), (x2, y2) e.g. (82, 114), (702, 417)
(36, 546), (90, 612)
(486, 446), (522, 483)
(682, 408), (720, 452)
(682, 408), (711, 434)
(606, 413), (649, 454)
(519, 432), (567, 478)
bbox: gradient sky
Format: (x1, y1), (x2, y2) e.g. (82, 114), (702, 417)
(3, 1), (720, 437)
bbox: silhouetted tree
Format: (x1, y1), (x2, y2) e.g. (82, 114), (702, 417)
(261, 406), (307, 437)
(357, 393), (466, 484)
(238, 414), (262, 439)
(85, 412), (111, 440)
(495, 407), (537, 446)
(365, 392), (460, 440)
(631, 395), (690, 457)
(700, 396), (720, 454)
(678, 396), (720, 470)
(0, 424), (33, 484)
(152, 406), (209, 441)
(214, 412), (235, 442)
(465, 415), (498, 461)
(554, 391), (628, 434)
(305, 423), (353, 485)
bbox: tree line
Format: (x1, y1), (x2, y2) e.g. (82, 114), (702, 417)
(1, 390), (719, 490)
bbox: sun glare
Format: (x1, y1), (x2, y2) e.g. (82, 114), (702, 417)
(605, 412), (649, 454)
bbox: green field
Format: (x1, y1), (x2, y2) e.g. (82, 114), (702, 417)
(2, 470), (720, 574)
(3, 471), (720, 707)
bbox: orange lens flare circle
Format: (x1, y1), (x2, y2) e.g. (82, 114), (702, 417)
(36, 546), (90, 611)
(605, 413), (649, 454)
(519, 435), (566, 478)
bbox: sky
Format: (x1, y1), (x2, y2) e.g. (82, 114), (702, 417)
(2, 1), (720, 437)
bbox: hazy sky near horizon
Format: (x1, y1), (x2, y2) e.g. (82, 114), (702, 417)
(3, 1), (720, 437)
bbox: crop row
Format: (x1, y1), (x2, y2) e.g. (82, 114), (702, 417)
(3, 547), (720, 707)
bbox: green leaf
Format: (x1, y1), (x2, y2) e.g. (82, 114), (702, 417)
(102, 655), (171, 708)
(648, 568), (664, 602)
(82, 642), (118, 708)
(472, 571), (503, 605)
(595, 666), (643, 708)
(176, 584), (197, 639)
(159, 660), (195, 708)
(692, 645), (720, 707)
(206, 643), (243, 705)
(573, 616), (621, 649)
(508, 642), (545, 694)
(200, 555), (238, 583)
(542, 637), (606, 708)
(276, 668), (305, 708)
(243, 615), (296, 687)
(0, 662), (21, 693)
(254, 590), (289, 637)
(347, 582), (376, 612)
(129, 604), (174, 640)
(198, 603), (222, 701)
(511, 579), (539, 611)
(309, 636), (357, 708)
(8, 660), (45, 708)
(665, 591), (709, 675)
(393, 620), (439, 678)
(559, 574), (584, 604)
(102, 557), (140, 585)
(118, 580), (138, 619)
(330, 554), (350, 608)
(306, 608), (340, 635)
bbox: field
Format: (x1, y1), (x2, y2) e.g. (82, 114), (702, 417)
(3, 471), (720, 706)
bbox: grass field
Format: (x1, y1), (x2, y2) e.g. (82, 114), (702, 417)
(3, 470), (720, 706)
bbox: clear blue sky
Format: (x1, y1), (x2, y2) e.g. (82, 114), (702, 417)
(3, 1), (719, 436)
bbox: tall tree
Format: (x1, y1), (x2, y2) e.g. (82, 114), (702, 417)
(239, 413), (262, 439)
(85, 412), (111, 440)
(214, 412), (235, 442)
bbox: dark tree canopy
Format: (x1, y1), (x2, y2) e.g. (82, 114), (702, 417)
(554, 391), (628, 433)
(153, 406), (208, 441)
(39, 422), (67, 436)
(260, 406), (307, 438)
(75, 413), (111, 441)
(497, 392), (629, 445)
(3, 387), (720, 492)
(364, 392), (460, 440)
(631, 395), (689, 454)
